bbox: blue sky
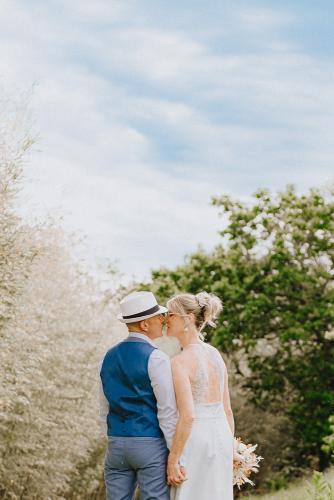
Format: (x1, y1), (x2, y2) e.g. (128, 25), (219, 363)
(1, 0), (333, 280)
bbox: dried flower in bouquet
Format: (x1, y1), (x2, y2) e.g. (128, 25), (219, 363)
(233, 437), (263, 489)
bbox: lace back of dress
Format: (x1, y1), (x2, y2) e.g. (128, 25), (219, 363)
(190, 344), (224, 404)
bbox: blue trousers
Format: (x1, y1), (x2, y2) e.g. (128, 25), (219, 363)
(104, 436), (170, 500)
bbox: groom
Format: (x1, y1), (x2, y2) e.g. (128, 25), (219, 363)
(99, 291), (186, 500)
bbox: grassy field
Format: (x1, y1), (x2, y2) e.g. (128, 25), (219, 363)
(244, 468), (334, 499)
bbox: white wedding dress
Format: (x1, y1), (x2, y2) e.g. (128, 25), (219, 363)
(171, 342), (233, 500)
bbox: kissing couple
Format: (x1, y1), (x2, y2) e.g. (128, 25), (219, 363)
(99, 290), (234, 499)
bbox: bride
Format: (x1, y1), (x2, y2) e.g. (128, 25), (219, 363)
(166, 292), (234, 500)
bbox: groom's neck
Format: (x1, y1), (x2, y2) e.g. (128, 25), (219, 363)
(128, 328), (157, 342)
(128, 328), (144, 334)
(128, 326), (148, 336)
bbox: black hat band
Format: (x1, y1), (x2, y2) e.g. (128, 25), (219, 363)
(122, 304), (160, 319)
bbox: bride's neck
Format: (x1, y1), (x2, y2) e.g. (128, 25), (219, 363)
(179, 329), (201, 349)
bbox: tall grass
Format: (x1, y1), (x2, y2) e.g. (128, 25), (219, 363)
(244, 468), (334, 500)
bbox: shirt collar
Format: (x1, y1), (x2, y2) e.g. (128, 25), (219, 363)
(128, 332), (157, 347)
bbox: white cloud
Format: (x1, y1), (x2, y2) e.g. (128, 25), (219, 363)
(19, 151), (222, 279)
(236, 6), (293, 31)
(1, 0), (334, 280)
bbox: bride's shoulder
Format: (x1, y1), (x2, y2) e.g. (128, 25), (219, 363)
(204, 342), (226, 362)
(203, 342), (219, 354)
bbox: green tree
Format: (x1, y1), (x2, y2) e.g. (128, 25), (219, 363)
(147, 185), (334, 472)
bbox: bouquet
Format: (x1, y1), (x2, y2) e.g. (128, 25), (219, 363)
(233, 437), (263, 488)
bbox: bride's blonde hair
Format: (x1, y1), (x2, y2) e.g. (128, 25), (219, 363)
(167, 291), (223, 337)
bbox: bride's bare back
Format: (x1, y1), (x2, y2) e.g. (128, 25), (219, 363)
(172, 341), (234, 433)
(183, 343), (223, 404)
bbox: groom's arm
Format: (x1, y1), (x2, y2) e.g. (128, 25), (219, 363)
(148, 350), (186, 467)
(148, 349), (186, 467)
(148, 349), (178, 450)
(98, 358), (109, 435)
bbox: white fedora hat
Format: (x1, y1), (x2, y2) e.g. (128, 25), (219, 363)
(117, 291), (168, 323)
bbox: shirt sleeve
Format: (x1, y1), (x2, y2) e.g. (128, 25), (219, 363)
(98, 358), (109, 436)
(148, 349), (186, 466)
(148, 349), (178, 449)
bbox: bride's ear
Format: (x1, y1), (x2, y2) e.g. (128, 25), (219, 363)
(189, 312), (197, 325)
(183, 313), (194, 332)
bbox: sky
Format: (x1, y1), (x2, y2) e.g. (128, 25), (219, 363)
(0, 0), (333, 281)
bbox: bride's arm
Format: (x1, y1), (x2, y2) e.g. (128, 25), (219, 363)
(167, 356), (194, 486)
(223, 363), (235, 435)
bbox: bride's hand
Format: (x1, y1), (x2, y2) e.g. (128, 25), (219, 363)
(167, 460), (187, 486)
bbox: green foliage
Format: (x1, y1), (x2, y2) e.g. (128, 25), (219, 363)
(147, 185), (334, 473)
(245, 468), (334, 499)
(323, 416), (334, 460)
(306, 471), (334, 500)
(264, 475), (289, 492)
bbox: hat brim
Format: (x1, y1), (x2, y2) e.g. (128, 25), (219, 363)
(117, 305), (168, 324)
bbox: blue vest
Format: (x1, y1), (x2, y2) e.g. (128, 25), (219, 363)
(100, 337), (163, 438)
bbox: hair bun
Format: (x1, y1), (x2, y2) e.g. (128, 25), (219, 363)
(195, 292), (223, 327)
(196, 292), (209, 308)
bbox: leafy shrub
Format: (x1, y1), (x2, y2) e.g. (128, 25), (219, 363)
(323, 416), (334, 460)
(146, 186), (334, 479)
(0, 90), (124, 499)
